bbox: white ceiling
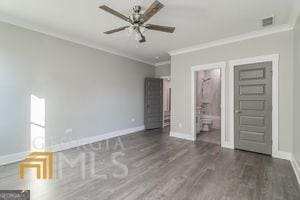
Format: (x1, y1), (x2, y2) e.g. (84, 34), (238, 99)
(0, 0), (297, 65)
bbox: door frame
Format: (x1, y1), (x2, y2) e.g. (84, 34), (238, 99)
(160, 76), (171, 128)
(228, 54), (279, 157)
(191, 62), (226, 147)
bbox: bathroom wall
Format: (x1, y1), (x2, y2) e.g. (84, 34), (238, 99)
(196, 69), (221, 117)
(196, 69), (221, 129)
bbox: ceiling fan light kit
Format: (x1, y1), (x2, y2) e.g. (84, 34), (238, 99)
(99, 0), (176, 43)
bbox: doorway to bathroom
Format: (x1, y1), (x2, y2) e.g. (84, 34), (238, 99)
(161, 76), (171, 128)
(191, 62), (226, 146)
(196, 69), (221, 144)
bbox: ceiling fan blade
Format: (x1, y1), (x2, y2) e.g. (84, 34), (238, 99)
(145, 24), (175, 33)
(99, 5), (129, 22)
(104, 26), (130, 34)
(141, 1), (164, 23)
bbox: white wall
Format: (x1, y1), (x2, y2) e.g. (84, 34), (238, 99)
(293, 16), (300, 165)
(171, 30), (294, 153)
(0, 21), (155, 157)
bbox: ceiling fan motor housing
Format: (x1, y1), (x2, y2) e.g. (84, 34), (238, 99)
(131, 5), (142, 24)
(130, 13), (142, 24)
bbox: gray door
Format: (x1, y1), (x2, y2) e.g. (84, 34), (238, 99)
(234, 62), (272, 155)
(144, 78), (163, 129)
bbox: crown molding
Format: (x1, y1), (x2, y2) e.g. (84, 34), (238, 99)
(169, 24), (293, 56)
(0, 17), (156, 66)
(155, 60), (171, 67)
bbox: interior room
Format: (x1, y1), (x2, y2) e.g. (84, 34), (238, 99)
(162, 78), (171, 128)
(196, 69), (221, 145)
(0, 0), (300, 199)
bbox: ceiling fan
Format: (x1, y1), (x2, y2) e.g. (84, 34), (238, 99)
(99, 0), (176, 43)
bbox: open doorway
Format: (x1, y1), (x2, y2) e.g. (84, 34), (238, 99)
(191, 62), (225, 146)
(162, 77), (171, 128)
(195, 69), (221, 145)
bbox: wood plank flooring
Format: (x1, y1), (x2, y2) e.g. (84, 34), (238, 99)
(0, 128), (299, 200)
(197, 129), (221, 145)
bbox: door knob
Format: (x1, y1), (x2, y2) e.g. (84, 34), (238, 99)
(235, 109), (242, 114)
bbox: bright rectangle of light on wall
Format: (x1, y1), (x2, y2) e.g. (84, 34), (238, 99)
(30, 94), (45, 151)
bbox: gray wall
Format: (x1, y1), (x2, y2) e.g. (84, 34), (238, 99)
(0, 21), (155, 156)
(155, 64), (171, 78)
(293, 16), (300, 164)
(171, 30), (294, 152)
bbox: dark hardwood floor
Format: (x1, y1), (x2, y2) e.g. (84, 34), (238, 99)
(0, 128), (299, 200)
(197, 129), (221, 145)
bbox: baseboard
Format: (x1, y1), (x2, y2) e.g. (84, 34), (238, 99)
(170, 131), (195, 141)
(0, 151), (30, 166)
(291, 155), (300, 186)
(47, 125), (145, 152)
(221, 142), (234, 150)
(0, 125), (145, 166)
(272, 150), (292, 160)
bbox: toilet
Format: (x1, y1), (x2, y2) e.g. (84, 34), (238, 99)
(201, 116), (213, 132)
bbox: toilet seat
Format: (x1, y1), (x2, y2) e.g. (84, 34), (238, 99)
(201, 118), (213, 132)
